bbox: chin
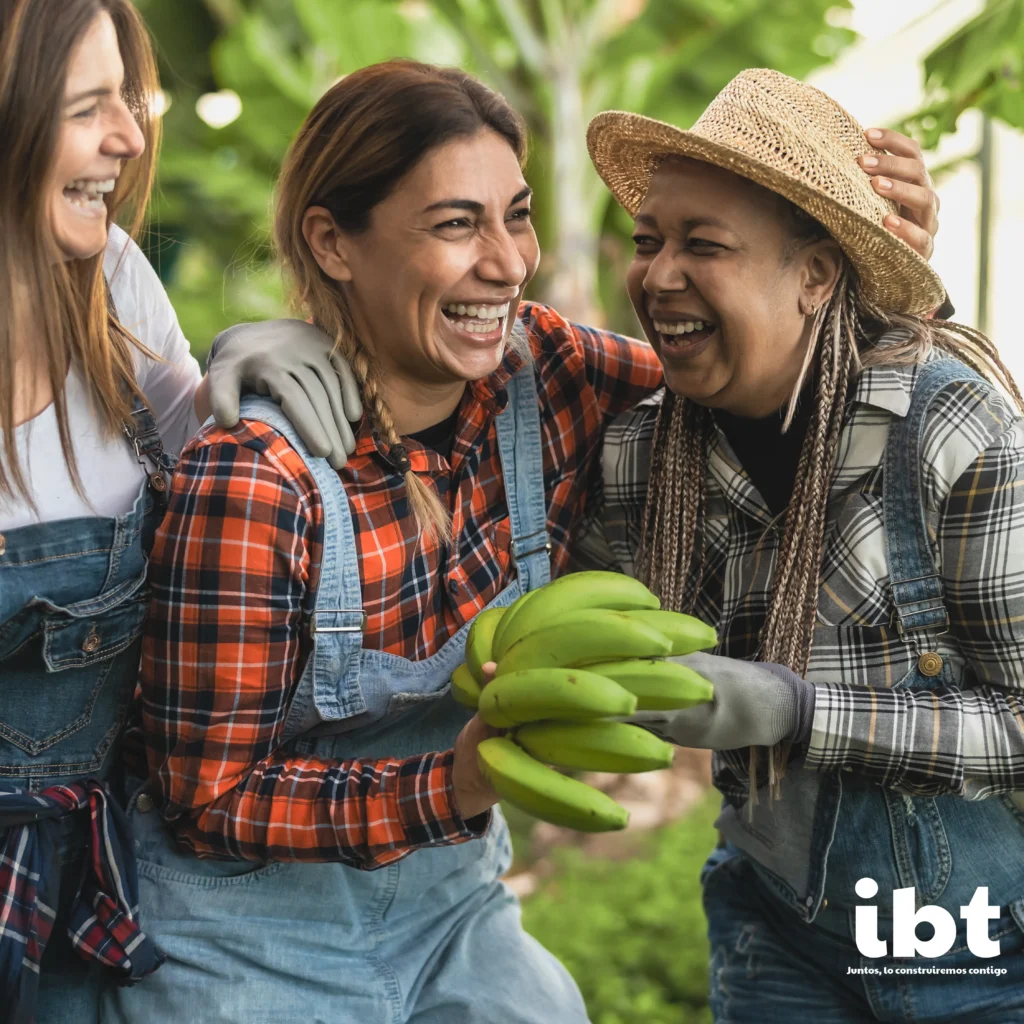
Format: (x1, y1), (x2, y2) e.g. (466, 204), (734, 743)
(662, 367), (728, 406)
(52, 207), (109, 261)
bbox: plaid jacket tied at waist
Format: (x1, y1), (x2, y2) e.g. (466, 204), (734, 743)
(0, 780), (165, 1023)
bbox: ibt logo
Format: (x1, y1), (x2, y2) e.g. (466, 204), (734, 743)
(853, 877), (1001, 958)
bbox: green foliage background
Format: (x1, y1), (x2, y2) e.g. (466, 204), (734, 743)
(136, 0), (854, 358)
(521, 792), (720, 1023)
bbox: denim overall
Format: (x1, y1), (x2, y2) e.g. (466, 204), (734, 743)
(106, 364), (591, 1024)
(706, 360), (1024, 1022)
(0, 400), (172, 1023)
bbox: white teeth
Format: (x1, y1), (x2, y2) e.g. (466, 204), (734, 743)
(63, 178), (116, 196)
(451, 318), (500, 335)
(443, 302), (510, 320)
(652, 319), (712, 336)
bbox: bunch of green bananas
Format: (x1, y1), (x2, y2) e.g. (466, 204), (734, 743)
(448, 571), (717, 833)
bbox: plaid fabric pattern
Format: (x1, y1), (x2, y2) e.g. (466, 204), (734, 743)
(0, 781), (165, 1021)
(139, 302), (663, 864)
(597, 351), (1024, 803)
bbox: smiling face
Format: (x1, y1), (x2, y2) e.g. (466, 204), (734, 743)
(50, 11), (145, 260)
(626, 158), (841, 417)
(304, 128), (539, 391)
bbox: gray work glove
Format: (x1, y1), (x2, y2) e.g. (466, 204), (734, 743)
(207, 319), (362, 471)
(628, 652), (816, 750)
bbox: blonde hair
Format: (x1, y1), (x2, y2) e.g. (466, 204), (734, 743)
(0, 0), (159, 503)
(636, 203), (1024, 802)
(273, 60), (528, 543)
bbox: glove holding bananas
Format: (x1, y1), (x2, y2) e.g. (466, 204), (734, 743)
(627, 652), (816, 751)
(449, 571), (720, 833)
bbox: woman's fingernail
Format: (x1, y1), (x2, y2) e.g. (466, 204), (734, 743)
(877, 177), (893, 190)
(886, 215), (902, 227)
(861, 155), (879, 168)
(868, 128), (884, 140)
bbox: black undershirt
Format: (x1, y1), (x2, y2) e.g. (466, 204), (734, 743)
(407, 407), (460, 462)
(714, 393), (815, 517)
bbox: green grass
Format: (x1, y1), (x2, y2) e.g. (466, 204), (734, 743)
(521, 791), (719, 1024)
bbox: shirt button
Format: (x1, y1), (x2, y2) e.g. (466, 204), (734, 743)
(136, 792), (155, 814)
(81, 631), (101, 653)
(918, 652), (943, 677)
(449, 579), (460, 595)
(805, 896), (814, 907)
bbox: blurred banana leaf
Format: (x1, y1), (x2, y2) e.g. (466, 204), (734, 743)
(901, 0), (1024, 148)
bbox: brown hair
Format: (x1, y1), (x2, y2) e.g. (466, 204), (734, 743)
(0, 0), (159, 503)
(636, 196), (1024, 801)
(274, 59), (527, 541)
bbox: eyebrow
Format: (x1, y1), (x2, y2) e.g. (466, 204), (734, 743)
(65, 87), (114, 106)
(422, 186), (533, 215)
(634, 213), (732, 231)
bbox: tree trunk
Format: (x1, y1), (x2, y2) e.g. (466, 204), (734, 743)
(545, 51), (603, 326)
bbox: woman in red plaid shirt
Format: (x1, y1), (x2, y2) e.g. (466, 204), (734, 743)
(110, 60), (661, 1023)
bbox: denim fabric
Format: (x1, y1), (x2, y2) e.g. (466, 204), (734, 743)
(104, 364), (590, 1024)
(0, 398), (169, 1022)
(703, 849), (1024, 1023)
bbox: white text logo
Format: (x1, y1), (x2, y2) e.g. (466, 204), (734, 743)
(853, 877), (1001, 959)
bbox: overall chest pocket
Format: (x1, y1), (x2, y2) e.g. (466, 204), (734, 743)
(0, 572), (148, 769)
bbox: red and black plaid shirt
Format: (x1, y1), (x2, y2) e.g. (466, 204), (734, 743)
(139, 302), (662, 868)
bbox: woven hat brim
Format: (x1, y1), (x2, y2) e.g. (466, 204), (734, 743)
(587, 111), (946, 317)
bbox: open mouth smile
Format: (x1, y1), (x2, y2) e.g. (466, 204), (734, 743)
(62, 177), (116, 217)
(650, 316), (717, 359)
(440, 301), (511, 342)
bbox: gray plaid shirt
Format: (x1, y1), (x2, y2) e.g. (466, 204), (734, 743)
(582, 352), (1024, 804)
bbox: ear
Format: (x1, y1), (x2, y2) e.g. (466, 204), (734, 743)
(302, 206), (353, 283)
(797, 239), (843, 317)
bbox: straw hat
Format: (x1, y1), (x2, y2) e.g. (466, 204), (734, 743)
(587, 69), (945, 315)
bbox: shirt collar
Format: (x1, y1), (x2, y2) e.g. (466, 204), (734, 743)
(347, 344), (527, 468)
(846, 331), (919, 418)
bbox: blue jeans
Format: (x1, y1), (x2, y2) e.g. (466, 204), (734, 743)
(701, 848), (1024, 1023)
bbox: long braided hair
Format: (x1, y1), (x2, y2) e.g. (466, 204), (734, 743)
(636, 201), (1024, 800)
(274, 60), (528, 541)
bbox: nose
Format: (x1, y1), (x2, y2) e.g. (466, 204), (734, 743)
(102, 95), (146, 162)
(643, 242), (689, 296)
(476, 223), (528, 292)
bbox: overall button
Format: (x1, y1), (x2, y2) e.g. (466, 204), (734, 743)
(82, 631), (101, 653)
(0, 533), (5, 556)
(136, 792), (155, 814)
(150, 473), (167, 493)
(918, 652), (943, 677)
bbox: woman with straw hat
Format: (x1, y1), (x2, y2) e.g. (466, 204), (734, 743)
(586, 69), (1024, 1019)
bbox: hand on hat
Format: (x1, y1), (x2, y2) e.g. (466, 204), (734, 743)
(859, 128), (939, 262)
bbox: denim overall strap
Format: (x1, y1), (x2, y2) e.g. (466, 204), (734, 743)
(123, 394), (176, 528)
(494, 341), (552, 594)
(231, 397), (368, 746)
(883, 359), (983, 644)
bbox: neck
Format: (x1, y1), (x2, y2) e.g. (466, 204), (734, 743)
(383, 375), (467, 435)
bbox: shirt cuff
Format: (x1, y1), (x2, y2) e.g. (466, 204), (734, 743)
(804, 682), (903, 782)
(803, 682), (965, 795)
(395, 750), (491, 849)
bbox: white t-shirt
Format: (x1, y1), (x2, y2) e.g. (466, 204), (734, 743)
(0, 225), (202, 530)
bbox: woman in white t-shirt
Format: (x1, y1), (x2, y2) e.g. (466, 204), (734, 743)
(0, 2), (358, 1020)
